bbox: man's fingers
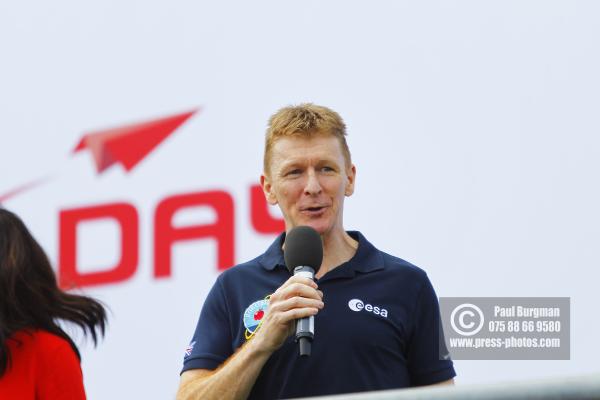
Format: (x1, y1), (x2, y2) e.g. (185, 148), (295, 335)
(274, 282), (322, 302)
(277, 275), (318, 292)
(277, 307), (320, 324)
(269, 296), (324, 313)
(252, 276), (323, 352)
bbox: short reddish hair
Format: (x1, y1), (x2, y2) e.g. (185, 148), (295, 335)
(263, 103), (352, 176)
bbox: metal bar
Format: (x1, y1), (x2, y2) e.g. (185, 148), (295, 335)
(296, 374), (600, 400)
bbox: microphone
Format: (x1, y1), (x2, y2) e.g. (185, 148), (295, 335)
(284, 226), (323, 357)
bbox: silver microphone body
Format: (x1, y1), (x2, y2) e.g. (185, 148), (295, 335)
(294, 265), (316, 355)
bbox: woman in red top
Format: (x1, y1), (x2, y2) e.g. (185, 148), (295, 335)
(0, 208), (107, 399)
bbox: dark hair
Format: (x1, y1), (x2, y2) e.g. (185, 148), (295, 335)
(0, 208), (107, 377)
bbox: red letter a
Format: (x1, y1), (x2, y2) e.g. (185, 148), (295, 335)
(154, 191), (235, 277)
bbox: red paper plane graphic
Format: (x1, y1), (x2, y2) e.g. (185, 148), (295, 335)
(74, 109), (198, 173)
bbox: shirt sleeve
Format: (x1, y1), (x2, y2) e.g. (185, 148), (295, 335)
(406, 274), (456, 386)
(37, 335), (86, 400)
(181, 276), (233, 373)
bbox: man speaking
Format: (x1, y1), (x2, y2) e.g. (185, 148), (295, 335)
(177, 104), (456, 399)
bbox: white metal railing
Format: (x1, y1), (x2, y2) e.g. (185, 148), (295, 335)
(297, 373), (600, 400)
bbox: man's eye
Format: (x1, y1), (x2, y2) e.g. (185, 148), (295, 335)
(286, 169), (301, 176)
(321, 166), (335, 172)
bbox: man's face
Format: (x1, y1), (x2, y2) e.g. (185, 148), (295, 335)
(261, 135), (356, 236)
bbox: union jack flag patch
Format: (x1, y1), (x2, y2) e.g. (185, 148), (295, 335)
(185, 341), (196, 357)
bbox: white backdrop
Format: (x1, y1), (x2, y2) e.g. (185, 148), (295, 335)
(1, 1), (599, 398)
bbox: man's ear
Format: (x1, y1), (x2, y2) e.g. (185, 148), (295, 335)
(260, 174), (278, 205)
(345, 164), (356, 197)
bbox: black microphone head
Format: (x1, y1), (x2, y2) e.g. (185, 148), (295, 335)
(284, 226), (323, 274)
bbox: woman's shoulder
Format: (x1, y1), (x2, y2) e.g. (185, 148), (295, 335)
(7, 330), (86, 398)
(34, 330), (71, 345)
(34, 330), (79, 360)
(10, 329), (77, 357)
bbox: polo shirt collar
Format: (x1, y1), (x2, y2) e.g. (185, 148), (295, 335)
(258, 233), (286, 271)
(258, 231), (385, 275)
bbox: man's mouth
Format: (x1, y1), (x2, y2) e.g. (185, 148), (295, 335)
(301, 205), (328, 214)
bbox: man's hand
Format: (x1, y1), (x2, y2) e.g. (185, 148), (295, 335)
(250, 275), (324, 354)
(177, 275), (324, 400)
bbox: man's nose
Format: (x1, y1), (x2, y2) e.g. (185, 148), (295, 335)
(304, 170), (322, 195)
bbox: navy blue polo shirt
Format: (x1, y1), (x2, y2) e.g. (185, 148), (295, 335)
(182, 231), (455, 399)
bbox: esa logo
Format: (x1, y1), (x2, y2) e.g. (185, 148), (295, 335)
(348, 298), (389, 318)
